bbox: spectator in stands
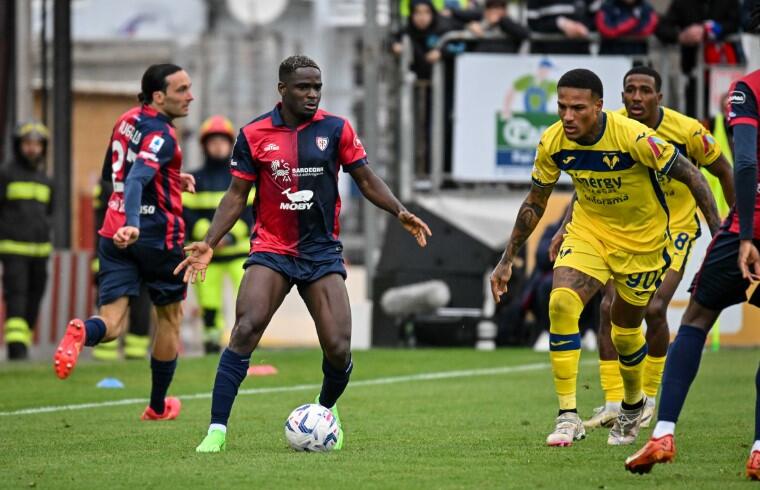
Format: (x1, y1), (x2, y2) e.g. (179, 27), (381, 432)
(527, 0), (600, 54)
(656, 0), (741, 116)
(595, 0), (658, 55)
(463, 0), (531, 52)
(392, 0), (462, 81)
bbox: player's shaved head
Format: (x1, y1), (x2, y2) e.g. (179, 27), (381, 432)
(557, 69), (604, 100)
(624, 66), (661, 92)
(279, 55), (321, 82)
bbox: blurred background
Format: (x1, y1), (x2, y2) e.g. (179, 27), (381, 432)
(2, 0), (760, 361)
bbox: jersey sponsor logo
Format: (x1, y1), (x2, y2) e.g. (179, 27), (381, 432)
(575, 176), (622, 190)
(316, 136), (329, 151)
(646, 135), (666, 159)
(602, 153), (620, 170)
(271, 160), (292, 183)
(292, 166), (325, 177)
(280, 188), (314, 211)
(140, 205), (156, 215)
(263, 143), (280, 152)
(729, 90), (747, 105)
(148, 135), (165, 153)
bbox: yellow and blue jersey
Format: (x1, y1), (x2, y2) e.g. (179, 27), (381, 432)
(532, 110), (679, 254)
(619, 107), (721, 236)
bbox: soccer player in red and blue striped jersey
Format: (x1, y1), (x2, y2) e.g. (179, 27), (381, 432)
(54, 64), (195, 422)
(177, 55), (432, 453)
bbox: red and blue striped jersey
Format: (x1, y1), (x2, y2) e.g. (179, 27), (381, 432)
(99, 105), (185, 249)
(230, 104), (367, 259)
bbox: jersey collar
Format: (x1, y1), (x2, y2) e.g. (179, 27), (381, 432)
(271, 103), (326, 129)
(141, 104), (173, 124)
(653, 107), (665, 131)
(576, 112), (607, 147)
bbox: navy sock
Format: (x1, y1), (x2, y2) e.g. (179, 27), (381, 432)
(210, 348), (250, 426)
(657, 325), (707, 423)
(150, 356), (177, 414)
(84, 317), (107, 346)
(319, 355), (353, 408)
(755, 363), (760, 441)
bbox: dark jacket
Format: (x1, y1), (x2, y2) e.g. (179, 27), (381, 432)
(0, 155), (53, 259)
(182, 156), (253, 262)
(527, 0), (600, 54)
(596, 0), (658, 55)
(656, 0), (741, 71)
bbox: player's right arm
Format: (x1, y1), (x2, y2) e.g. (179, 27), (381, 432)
(728, 81), (760, 280)
(490, 140), (557, 302)
(175, 130), (256, 283)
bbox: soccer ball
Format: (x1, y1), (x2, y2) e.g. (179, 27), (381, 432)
(284, 403), (340, 452)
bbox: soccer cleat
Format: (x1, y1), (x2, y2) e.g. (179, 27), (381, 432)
(583, 405), (619, 429)
(608, 398), (646, 446)
(640, 398), (656, 428)
(53, 319), (86, 379)
(140, 397), (182, 421)
(747, 450), (760, 480)
(196, 429), (227, 453)
(625, 434), (676, 474)
(316, 395), (344, 450)
(546, 412), (586, 447)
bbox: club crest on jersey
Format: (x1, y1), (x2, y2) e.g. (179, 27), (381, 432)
(316, 137), (329, 152)
(271, 159), (291, 183)
(646, 136), (666, 159)
(602, 153), (620, 170)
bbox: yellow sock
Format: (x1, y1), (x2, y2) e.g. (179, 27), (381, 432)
(599, 359), (624, 403)
(548, 288), (584, 411)
(610, 322), (647, 405)
(642, 354), (666, 398)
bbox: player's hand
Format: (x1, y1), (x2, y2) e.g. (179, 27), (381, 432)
(738, 240), (760, 282)
(180, 172), (196, 193)
(549, 227), (566, 262)
(113, 226), (139, 249)
(399, 210), (432, 247)
(174, 241), (214, 283)
(490, 260), (513, 303)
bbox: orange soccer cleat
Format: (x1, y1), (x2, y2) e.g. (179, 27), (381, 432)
(625, 434), (676, 474)
(746, 450), (760, 480)
(53, 319), (86, 380)
(141, 397), (182, 421)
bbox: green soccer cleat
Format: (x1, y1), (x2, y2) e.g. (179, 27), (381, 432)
(195, 429), (226, 453)
(315, 395), (344, 450)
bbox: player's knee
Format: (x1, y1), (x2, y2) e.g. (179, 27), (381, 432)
(322, 333), (351, 367)
(548, 287), (584, 335)
(230, 312), (267, 348)
(645, 296), (667, 326)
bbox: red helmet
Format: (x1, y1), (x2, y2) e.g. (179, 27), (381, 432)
(199, 115), (235, 144)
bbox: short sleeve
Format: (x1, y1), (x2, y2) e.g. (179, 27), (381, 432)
(685, 122), (721, 167)
(530, 141), (560, 187)
(229, 129), (258, 181)
(135, 130), (175, 169)
(338, 119), (368, 173)
(727, 81), (759, 128)
(629, 128), (679, 174)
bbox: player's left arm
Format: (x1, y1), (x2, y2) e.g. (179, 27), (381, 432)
(349, 165), (431, 247)
(704, 154), (735, 207)
(667, 153), (721, 235)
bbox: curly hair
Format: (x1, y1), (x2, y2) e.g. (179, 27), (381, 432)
(278, 55), (320, 82)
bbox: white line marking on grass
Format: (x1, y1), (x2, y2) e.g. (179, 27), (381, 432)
(0, 361), (557, 417)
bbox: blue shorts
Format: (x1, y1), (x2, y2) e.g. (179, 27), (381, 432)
(689, 230), (760, 311)
(97, 237), (187, 307)
(244, 252), (346, 289)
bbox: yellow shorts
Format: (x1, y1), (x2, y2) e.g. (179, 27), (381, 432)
(668, 228), (699, 273)
(554, 231), (671, 307)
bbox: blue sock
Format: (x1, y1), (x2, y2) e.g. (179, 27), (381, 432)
(657, 325), (707, 423)
(319, 355), (353, 408)
(150, 356), (177, 414)
(84, 317), (106, 346)
(755, 363), (760, 441)
(210, 348), (250, 426)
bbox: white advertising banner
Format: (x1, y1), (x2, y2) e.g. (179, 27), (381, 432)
(452, 54), (632, 183)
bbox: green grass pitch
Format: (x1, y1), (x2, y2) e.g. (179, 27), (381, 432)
(0, 348), (756, 489)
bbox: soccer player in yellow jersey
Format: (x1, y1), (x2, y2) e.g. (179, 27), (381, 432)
(490, 68), (721, 447)
(569, 67), (735, 432)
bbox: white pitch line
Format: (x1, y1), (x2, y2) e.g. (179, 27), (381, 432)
(0, 361), (554, 417)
